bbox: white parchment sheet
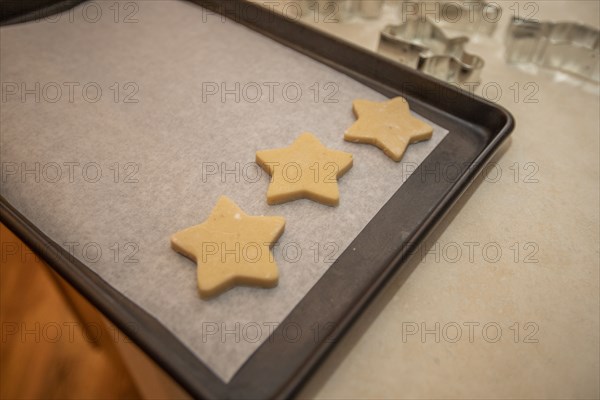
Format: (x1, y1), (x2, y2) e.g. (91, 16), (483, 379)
(0, 1), (448, 381)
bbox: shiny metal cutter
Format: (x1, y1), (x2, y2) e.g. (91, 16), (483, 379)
(505, 17), (600, 82)
(378, 18), (484, 84)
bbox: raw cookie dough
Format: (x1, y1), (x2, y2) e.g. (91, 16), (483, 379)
(170, 196), (285, 299)
(345, 97), (433, 161)
(256, 132), (353, 206)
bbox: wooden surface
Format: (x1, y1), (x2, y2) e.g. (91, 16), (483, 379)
(0, 223), (141, 399)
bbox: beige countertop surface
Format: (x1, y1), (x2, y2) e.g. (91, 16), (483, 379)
(278, 1), (600, 398)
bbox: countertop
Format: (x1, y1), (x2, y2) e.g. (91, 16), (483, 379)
(288, 1), (600, 398)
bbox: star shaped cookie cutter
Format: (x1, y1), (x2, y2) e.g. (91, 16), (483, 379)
(377, 18), (484, 84)
(505, 17), (600, 83)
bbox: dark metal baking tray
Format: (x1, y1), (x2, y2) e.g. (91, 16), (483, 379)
(0, 0), (514, 398)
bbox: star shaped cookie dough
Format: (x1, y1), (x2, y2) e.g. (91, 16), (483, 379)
(256, 132), (353, 206)
(345, 97), (433, 161)
(171, 196), (285, 299)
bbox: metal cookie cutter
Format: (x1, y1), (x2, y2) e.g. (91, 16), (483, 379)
(401, 0), (502, 36)
(378, 18), (484, 84)
(505, 17), (600, 83)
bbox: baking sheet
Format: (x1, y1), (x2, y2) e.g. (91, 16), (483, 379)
(0, 0), (448, 382)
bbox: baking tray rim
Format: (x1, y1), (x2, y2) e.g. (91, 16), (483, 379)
(0, 0), (515, 399)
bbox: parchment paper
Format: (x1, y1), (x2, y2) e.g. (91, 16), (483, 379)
(0, 1), (448, 382)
